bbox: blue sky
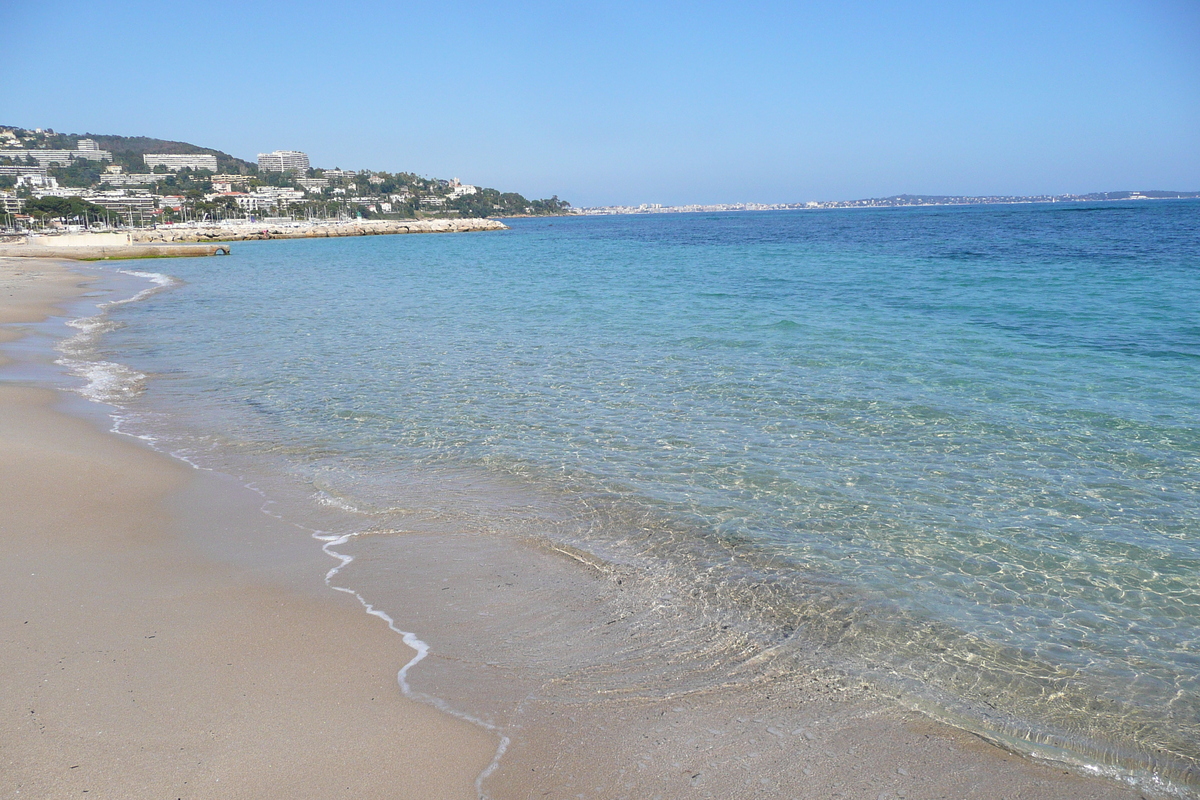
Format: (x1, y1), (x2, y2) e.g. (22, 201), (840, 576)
(3, 1), (1197, 206)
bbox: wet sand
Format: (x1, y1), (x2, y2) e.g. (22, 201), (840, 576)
(0, 258), (1154, 799)
(0, 259), (496, 799)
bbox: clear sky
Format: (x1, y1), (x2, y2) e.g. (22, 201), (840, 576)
(3, 1), (1197, 206)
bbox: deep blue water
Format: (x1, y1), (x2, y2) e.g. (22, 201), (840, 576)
(89, 202), (1200, 791)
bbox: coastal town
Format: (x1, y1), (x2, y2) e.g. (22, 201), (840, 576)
(0, 125), (570, 233)
(3, 125), (1195, 237)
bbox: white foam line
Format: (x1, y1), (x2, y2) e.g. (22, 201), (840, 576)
(313, 528), (511, 798)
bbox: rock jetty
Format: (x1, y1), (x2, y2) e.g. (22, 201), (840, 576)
(131, 218), (507, 243)
(0, 232), (231, 261)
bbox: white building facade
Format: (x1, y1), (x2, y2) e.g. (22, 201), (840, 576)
(144, 153), (219, 172)
(257, 150), (310, 173)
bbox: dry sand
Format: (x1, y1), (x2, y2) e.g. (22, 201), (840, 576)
(0, 258), (1157, 799)
(0, 260), (496, 799)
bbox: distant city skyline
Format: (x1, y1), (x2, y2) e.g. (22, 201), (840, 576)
(3, 1), (1197, 207)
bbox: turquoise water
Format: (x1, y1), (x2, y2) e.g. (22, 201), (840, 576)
(89, 202), (1199, 791)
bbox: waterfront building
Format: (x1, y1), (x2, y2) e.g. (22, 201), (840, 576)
(144, 153), (219, 172)
(87, 191), (157, 212)
(257, 150), (310, 173)
(31, 188), (157, 213)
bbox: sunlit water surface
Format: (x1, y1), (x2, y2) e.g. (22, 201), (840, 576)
(88, 203), (1199, 792)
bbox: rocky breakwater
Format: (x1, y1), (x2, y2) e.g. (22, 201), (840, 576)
(131, 218), (508, 243)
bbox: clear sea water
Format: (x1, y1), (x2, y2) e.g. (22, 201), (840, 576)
(80, 202), (1199, 793)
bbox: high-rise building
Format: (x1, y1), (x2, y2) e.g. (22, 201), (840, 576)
(257, 150), (310, 173)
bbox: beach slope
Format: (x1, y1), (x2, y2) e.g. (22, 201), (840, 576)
(0, 261), (495, 799)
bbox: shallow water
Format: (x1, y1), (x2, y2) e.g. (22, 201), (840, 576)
(75, 202), (1200, 793)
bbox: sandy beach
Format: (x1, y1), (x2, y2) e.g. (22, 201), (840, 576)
(0, 257), (1156, 799)
(0, 259), (495, 798)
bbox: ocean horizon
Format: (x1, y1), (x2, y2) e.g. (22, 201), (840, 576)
(64, 200), (1200, 795)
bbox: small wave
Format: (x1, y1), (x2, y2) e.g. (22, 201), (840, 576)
(312, 490), (368, 514)
(110, 269), (180, 307)
(52, 268), (180, 407)
(56, 357), (147, 404)
(58, 314), (121, 358)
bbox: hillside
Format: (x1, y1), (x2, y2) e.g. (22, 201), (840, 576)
(82, 133), (256, 174)
(1, 125), (572, 220)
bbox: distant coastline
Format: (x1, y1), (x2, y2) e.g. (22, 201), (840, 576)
(577, 190), (1200, 216)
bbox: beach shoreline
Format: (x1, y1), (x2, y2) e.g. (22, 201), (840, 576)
(0, 258), (496, 799)
(0, 256), (1160, 799)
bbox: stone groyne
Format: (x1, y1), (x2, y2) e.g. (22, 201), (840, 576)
(0, 239), (230, 261)
(131, 218), (507, 243)
(0, 218), (507, 260)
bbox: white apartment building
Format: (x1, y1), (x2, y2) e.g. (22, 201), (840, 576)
(144, 153), (219, 172)
(5, 170), (57, 189)
(257, 150), (309, 173)
(0, 164), (48, 178)
(229, 186), (305, 211)
(101, 173), (162, 186)
(88, 191), (156, 212)
(32, 188), (157, 212)
(448, 178), (478, 199)
(20, 144), (113, 167)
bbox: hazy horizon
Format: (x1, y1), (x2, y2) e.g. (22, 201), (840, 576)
(3, 1), (1197, 207)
